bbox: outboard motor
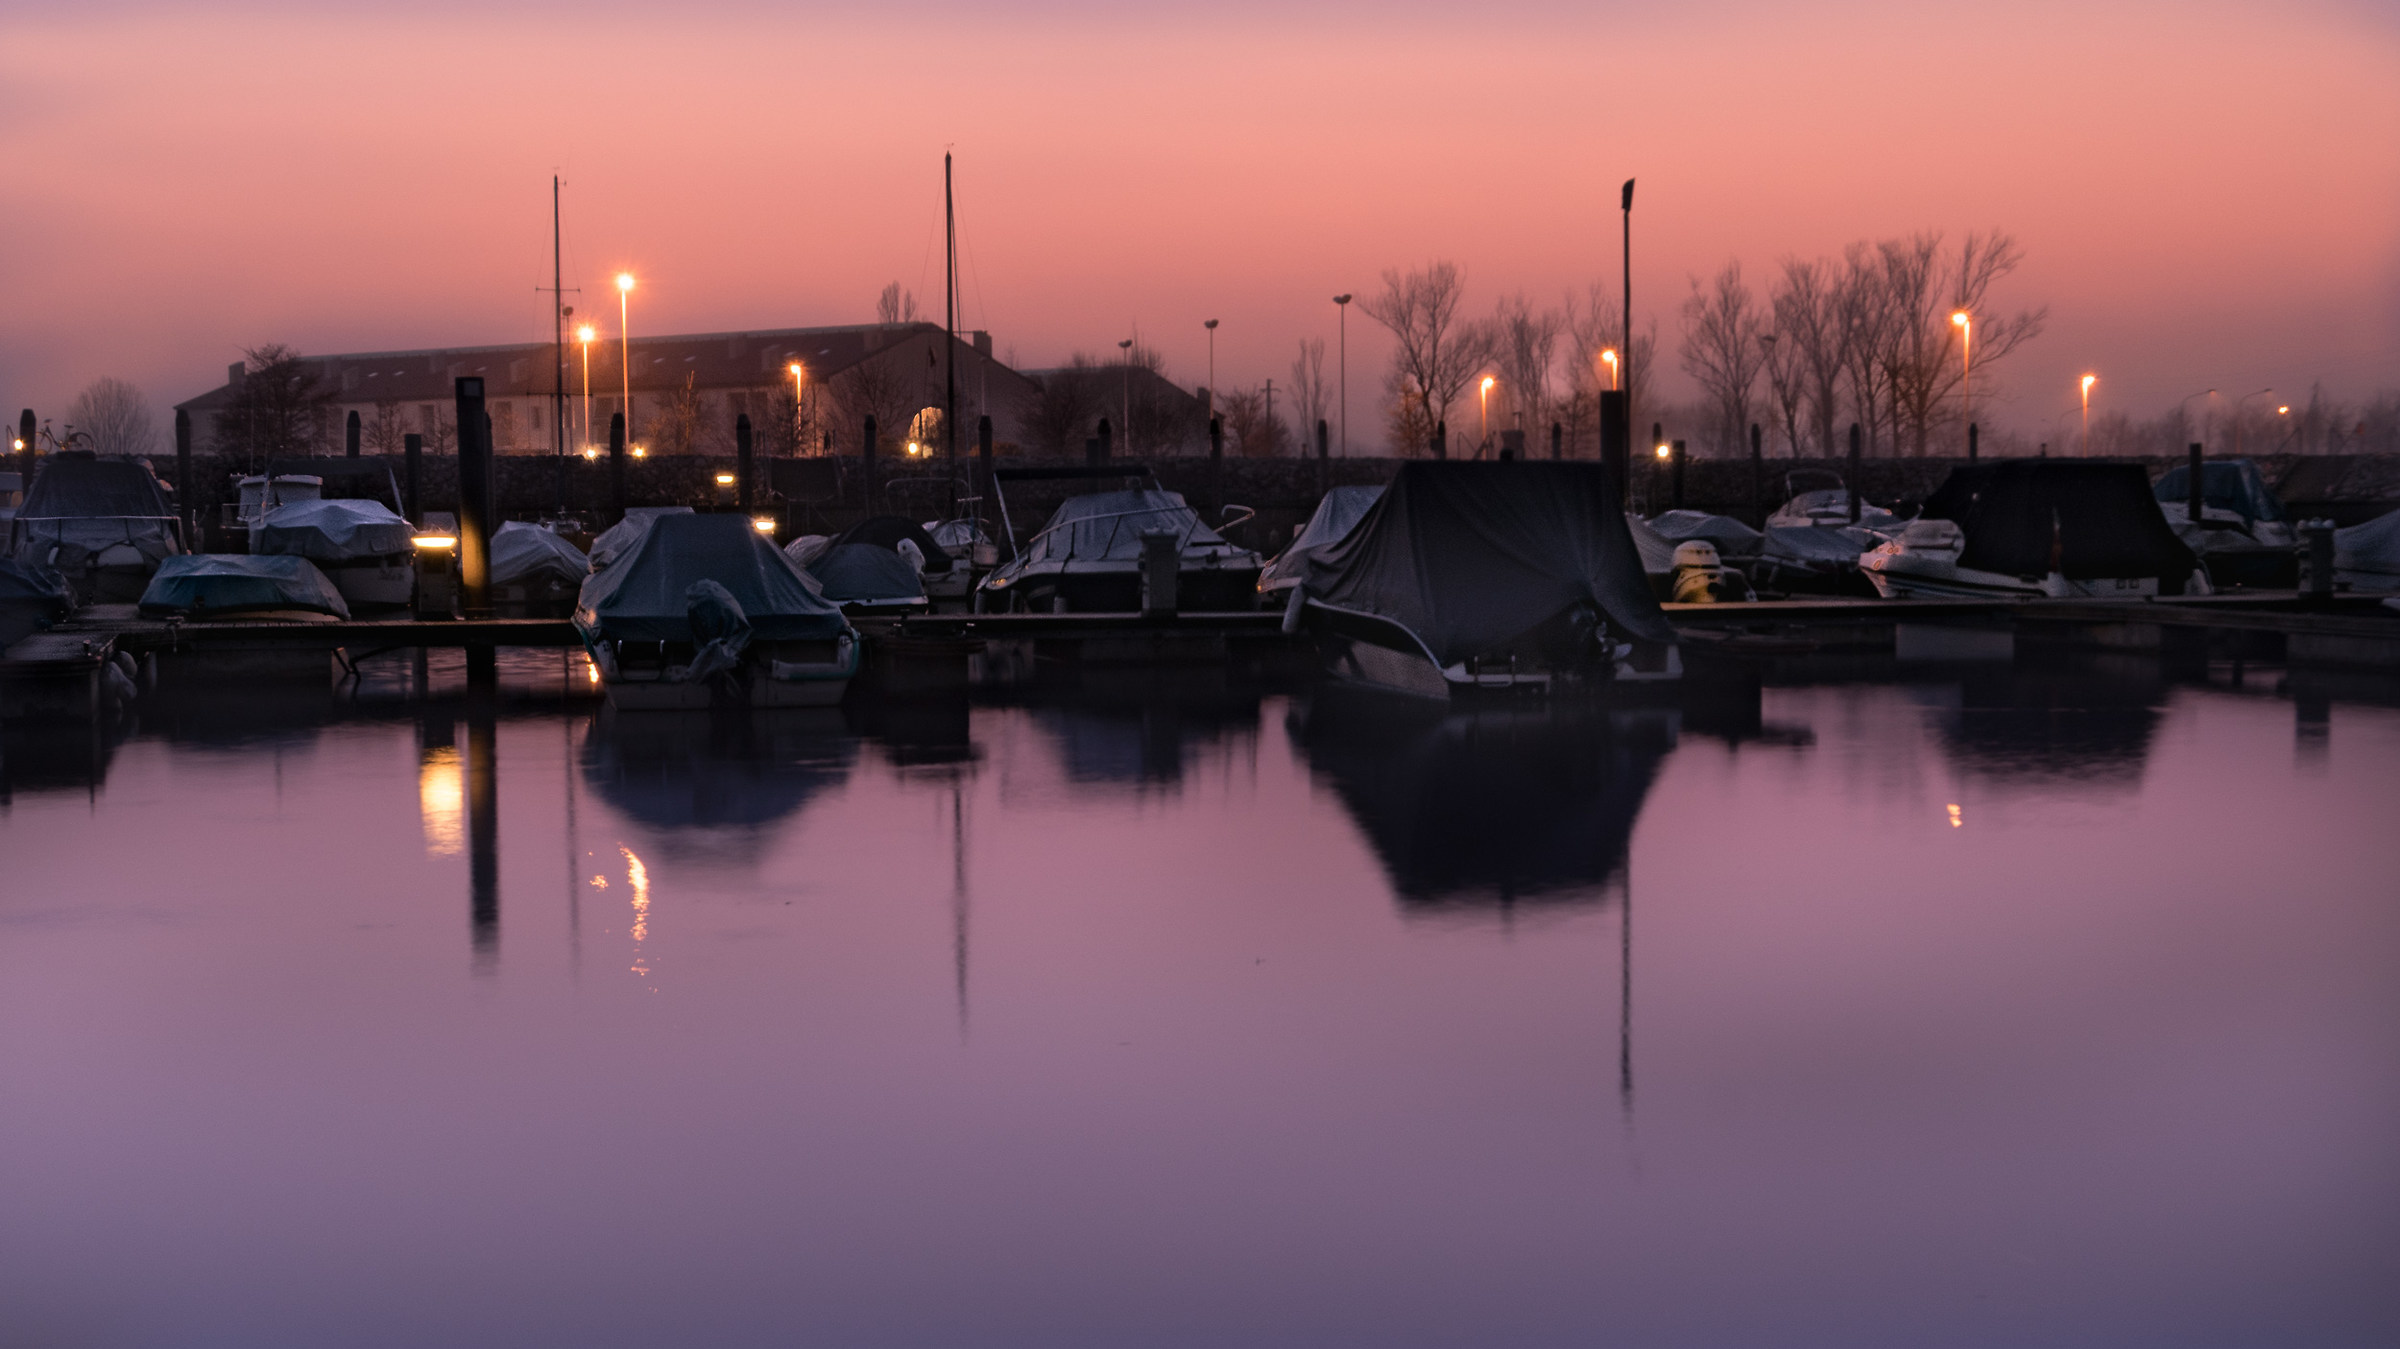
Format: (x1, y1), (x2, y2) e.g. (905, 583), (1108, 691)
(1670, 539), (1754, 604)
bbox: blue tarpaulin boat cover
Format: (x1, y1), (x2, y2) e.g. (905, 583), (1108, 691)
(491, 521), (589, 588)
(253, 498), (413, 561)
(139, 554), (350, 619)
(808, 542), (926, 603)
(576, 512), (849, 644)
(1298, 462), (1675, 662)
(1260, 485), (1382, 590)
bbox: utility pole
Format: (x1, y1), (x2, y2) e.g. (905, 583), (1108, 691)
(538, 176), (578, 514)
(1621, 178), (1635, 441)
(1118, 338), (1134, 454)
(944, 152), (959, 516)
(1333, 294), (1352, 456)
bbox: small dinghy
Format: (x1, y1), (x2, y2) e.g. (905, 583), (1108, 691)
(9, 455), (186, 603)
(1259, 485), (1383, 602)
(1290, 461), (1679, 699)
(575, 512), (857, 710)
(253, 498), (416, 609)
(1861, 460), (2201, 600)
(138, 554), (350, 621)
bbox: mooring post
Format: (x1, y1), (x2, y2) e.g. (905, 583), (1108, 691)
(2306, 520), (2336, 600)
(1316, 418), (1329, 494)
(1671, 440), (1687, 511)
(1139, 529), (1180, 618)
(1599, 391), (1629, 502)
(1749, 422), (1763, 524)
(17, 408), (33, 485)
(1433, 420), (1447, 460)
(1208, 415), (1224, 515)
(1551, 420), (1563, 461)
(455, 376), (494, 622)
(1847, 422), (1863, 524)
(607, 415), (626, 524)
(2188, 442), (2205, 527)
(1096, 417), (1112, 464)
(1968, 422), (1980, 463)
(346, 410), (361, 458)
(735, 413), (754, 512)
(404, 433), (423, 524)
(175, 409), (194, 547)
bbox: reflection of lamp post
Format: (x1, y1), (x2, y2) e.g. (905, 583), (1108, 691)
(576, 324), (596, 454)
(1480, 375), (1496, 448)
(788, 362), (805, 455)
(1951, 311), (1972, 447)
(616, 273), (636, 452)
(1333, 294), (1352, 457)
(2080, 373), (2097, 455)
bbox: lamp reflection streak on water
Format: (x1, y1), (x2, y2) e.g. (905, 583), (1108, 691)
(621, 844), (651, 976)
(418, 745), (462, 856)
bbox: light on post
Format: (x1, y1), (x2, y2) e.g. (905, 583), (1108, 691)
(1600, 349), (1619, 391)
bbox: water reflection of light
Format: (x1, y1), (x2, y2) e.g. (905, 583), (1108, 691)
(621, 845), (651, 976)
(1948, 803), (1963, 828)
(419, 747), (463, 856)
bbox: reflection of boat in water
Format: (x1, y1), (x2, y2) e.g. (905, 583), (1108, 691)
(576, 513), (858, 710)
(1288, 691), (1675, 909)
(1862, 461), (2199, 600)
(1290, 462), (1678, 698)
(580, 707), (858, 846)
(1930, 652), (2165, 793)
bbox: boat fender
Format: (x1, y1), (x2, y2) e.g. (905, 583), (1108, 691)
(1281, 585), (1307, 635)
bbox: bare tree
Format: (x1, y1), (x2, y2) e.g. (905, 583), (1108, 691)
(830, 354), (919, 453)
(1772, 258), (1845, 458)
(1757, 333), (1806, 458)
(363, 399), (407, 455)
(1288, 338), (1330, 449)
(66, 376), (157, 456)
(1362, 261), (1496, 456)
(211, 344), (334, 462)
(1219, 385), (1291, 458)
(875, 282), (920, 325)
(1833, 245), (1899, 455)
(648, 373), (712, 456)
(1678, 263), (1767, 457)
(1881, 230), (2045, 454)
(1019, 357), (1109, 454)
(1494, 293), (1560, 449)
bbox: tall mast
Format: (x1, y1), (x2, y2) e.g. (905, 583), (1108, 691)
(552, 175), (567, 512)
(943, 152), (958, 516)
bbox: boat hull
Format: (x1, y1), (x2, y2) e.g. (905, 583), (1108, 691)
(1303, 599), (1678, 702)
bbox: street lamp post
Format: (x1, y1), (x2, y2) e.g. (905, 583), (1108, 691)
(1951, 311), (1972, 450)
(1333, 295), (1352, 457)
(2178, 388), (2218, 448)
(1203, 319), (1217, 403)
(1479, 375), (1496, 452)
(789, 362), (806, 456)
(2080, 373), (2097, 455)
(2233, 388), (2275, 456)
(1600, 348), (1619, 391)
(1117, 338), (1134, 454)
(616, 273), (636, 453)
(576, 325), (596, 454)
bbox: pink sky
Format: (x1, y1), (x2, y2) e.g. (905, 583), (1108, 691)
(3, 0), (2395, 446)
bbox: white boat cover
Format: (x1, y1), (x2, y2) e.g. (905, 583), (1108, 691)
(588, 506), (694, 571)
(254, 498), (413, 562)
(2335, 506), (2400, 587)
(138, 554), (350, 619)
(490, 520), (589, 588)
(1648, 509), (1763, 555)
(1624, 512), (1677, 575)
(1261, 485), (1383, 590)
(576, 512), (849, 644)
(1299, 461), (1674, 662)
(808, 542), (926, 603)
(987, 489), (1255, 585)
(783, 534), (833, 568)
(1763, 524), (1882, 569)
(924, 518), (992, 551)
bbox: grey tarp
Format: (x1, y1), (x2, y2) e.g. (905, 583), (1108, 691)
(575, 512), (848, 644)
(1648, 509), (1763, 556)
(11, 456), (178, 559)
(1260, 485), (1383, 590)
(0, 558), (72, 649)
(807, 542), (926, 603)
(2335, 506), (2400, 588)
(2153, 459), (2286, 523)
(1625, 513), (1676, 575)
(837, 516), (957, 572)
(253, 498), (413, 561)
(1922, 461), (2195, 581)
(1763, 524), (1881, 567)
(139, 554), (350, 619)
(490, 520), (589, 588)
(989, 489), (1247, 581)
(1298, 461), (1675, 662)
(588, 506), (694, 571)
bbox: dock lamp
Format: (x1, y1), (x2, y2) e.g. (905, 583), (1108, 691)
(1600, 349), (1619, 391)
(714, 471), (737, 507)
(788, 362), (805, 449)
(412, 531), (459, 619)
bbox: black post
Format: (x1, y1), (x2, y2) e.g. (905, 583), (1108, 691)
(455, 377), (494, 620)
(607, 414), (626, 524)
(1433, 419), (1447, 460)
(1670, 440), (1686, 510)
(1208, 415), (1225, 516)
(404, 433), (423, 524)
(735, 413), (754, 512)
(175, 409), (194, 546)
(861, 414), (877, 513)
(1967, 422), (1980, 463)
(1551, 420), (1563, 461)
(1621, 178), (1635, 443)
(1749, 422), (1763, 524)
(1846, 422), (1863, 524)
(345, 409), (361, 458)
(17, 408), (33, 485)
(1315, 418), (1329, 493)
(1096, 417), (1112, 463)
(1599, 391), (1629, 502)
(2188, 442), (2205, 525)
(977, 414), (994, 539)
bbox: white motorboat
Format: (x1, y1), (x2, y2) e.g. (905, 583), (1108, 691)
(1764, 469), (1902, 532)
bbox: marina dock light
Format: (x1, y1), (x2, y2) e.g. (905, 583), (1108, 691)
(412, 534), (457, 550)
(631, 445), (647, 459)
(714, 472), (736, 485)
(413, 534), (458, 619)
(1655, 443), (1672, 460)
(1599, 349), (1619, 390)
(751, 516), (776, 535)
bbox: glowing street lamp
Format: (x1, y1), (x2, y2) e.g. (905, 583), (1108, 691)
(2080, 373), (2097, 455)
(616, 273), (636, 451)
(1951, 311), (1973, 445)
(576, 323), (597, 452)
(1600, 348), (1619, 391)
(788, 362), (806, 453)
(1479, 375), (1496, 447)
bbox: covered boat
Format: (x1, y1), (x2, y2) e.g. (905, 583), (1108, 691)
(1291, 461), (1679, 698)
(138, 554), (350, 620)
(1752, 524), (1886, 596)
(2152, 458), (2299, 588)
(574, 512), (856, 709)
(1861, 460), (2201, 600)
(834, 515), (968, 602)
(490, 520), (589, 612)
(979, 488), (1261, 612)
(1259, 485), (1383, 600)
(807, 542), (927, 613)
(1647, 509), (1762, 558)
(10, 455), (185, 602)
(0, 557), (72, 651)
(588, 506), (694, 572)
(253, 497), (416, 608)
(1764, 469), (1902, 531)
(2334, 506), (2400, 592)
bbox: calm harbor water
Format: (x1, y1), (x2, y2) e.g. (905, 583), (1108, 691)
(2, 651), (2396, 1346)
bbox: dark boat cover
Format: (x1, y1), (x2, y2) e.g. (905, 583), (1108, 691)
(1762, 523), (1881, 568)
(807, 542), (926, 603)
(1260, 485), (1383, 589)
(253, 498), (413, 561)
(11, 456), (179, 556)
(575, 512), (848, 644)
(490, 521), (589, 588)
(836, 515), (956, 572)
(1297, 461), (1674, 661)
(138, 554), (351, 619)
(1921, 461), (2196, 581)
(0, 558), (72, 649)
(989, 489), (1251, 581)
(588, 506), (694, 571)
(1648, 509), (1762, 555)
(2152, 459), (2286, 523)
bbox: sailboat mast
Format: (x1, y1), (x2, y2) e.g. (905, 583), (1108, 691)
(552, 175), (567, 512)
(944, 153), (958, 516)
